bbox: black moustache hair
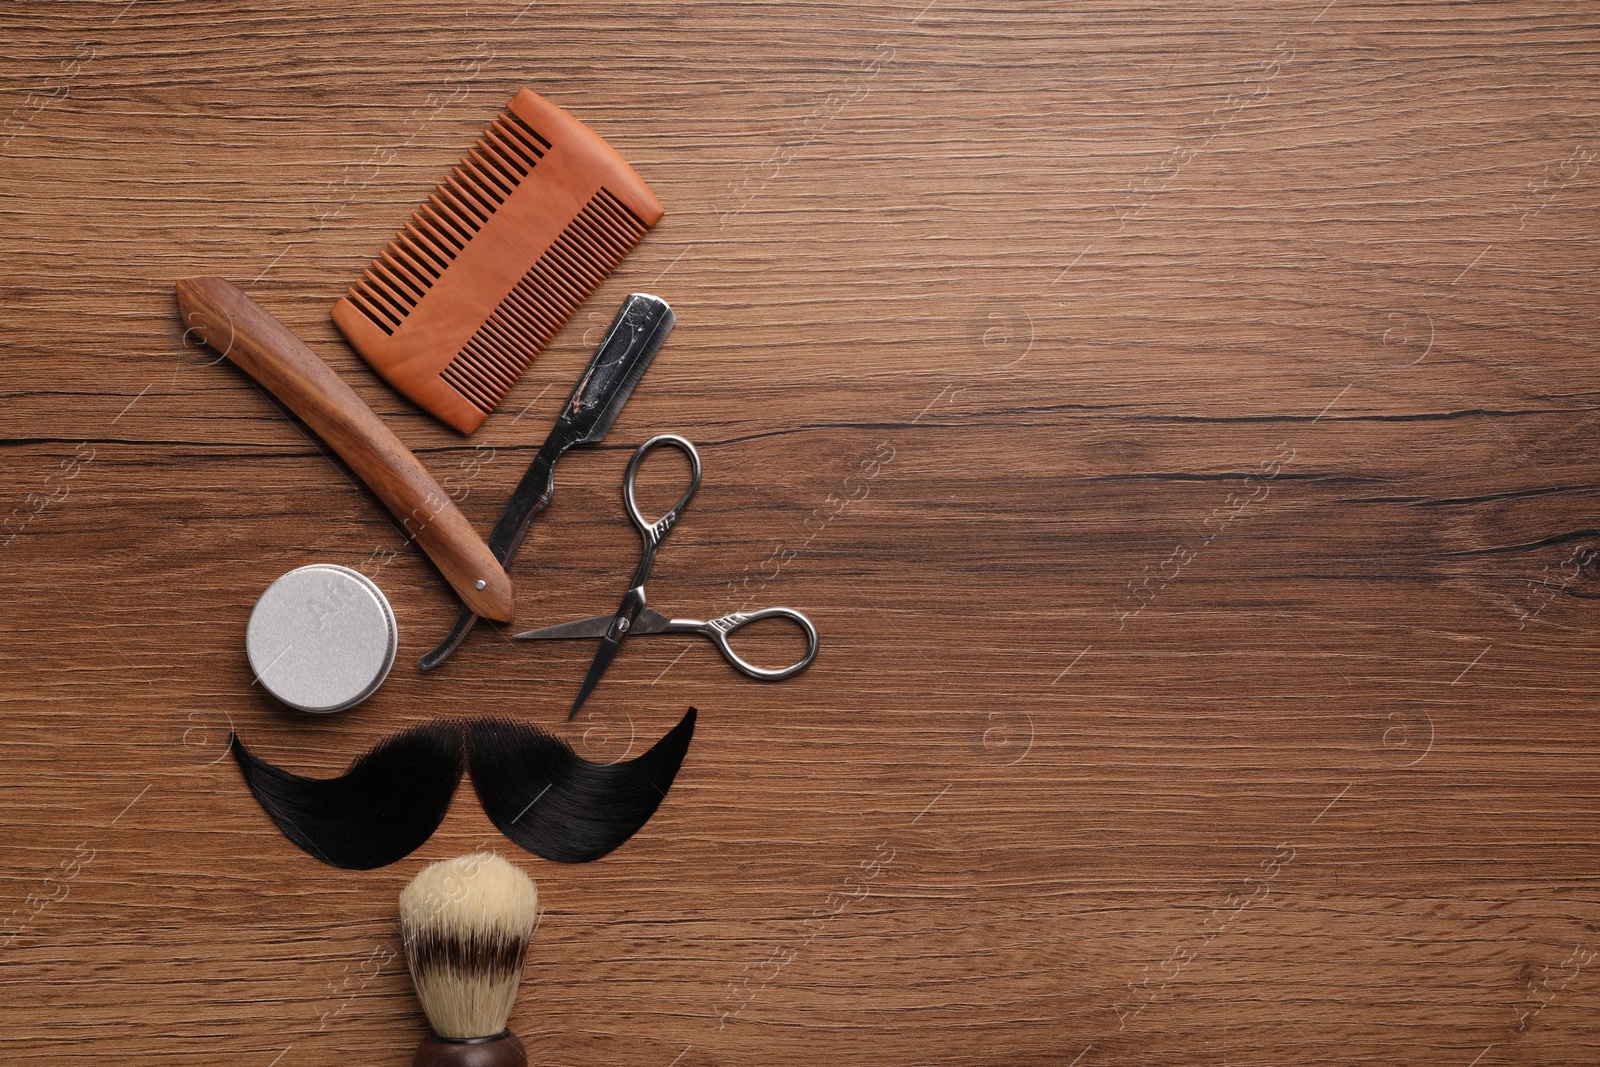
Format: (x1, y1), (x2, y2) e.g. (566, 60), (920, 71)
(468, 709), (697, 863)
(230, 721), (464, 871)
(229, 709), (697, 870)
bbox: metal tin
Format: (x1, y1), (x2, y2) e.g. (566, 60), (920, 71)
(246, 564), (398, 714)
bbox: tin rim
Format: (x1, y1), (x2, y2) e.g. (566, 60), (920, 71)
(246, 563), (399, 714)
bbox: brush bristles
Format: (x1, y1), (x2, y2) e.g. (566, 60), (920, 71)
(399, 853), (538, 1040)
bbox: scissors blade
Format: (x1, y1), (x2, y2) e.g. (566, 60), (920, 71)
(515, 607), (674, 641)
(569, 633), (625, 719)
(513, 614), (616, 641)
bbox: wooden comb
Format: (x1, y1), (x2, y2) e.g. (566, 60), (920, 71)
(331, 89), (664, 434)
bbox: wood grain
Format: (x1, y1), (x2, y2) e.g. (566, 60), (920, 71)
(2, 1), (1598, 1065)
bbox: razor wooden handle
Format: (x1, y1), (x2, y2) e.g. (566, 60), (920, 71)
(174, 276), (515, 622)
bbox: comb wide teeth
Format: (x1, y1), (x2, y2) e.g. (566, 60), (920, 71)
(345, 111), (553, 335)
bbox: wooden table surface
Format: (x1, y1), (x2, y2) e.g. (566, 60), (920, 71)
(3, 1), (1598, 1063)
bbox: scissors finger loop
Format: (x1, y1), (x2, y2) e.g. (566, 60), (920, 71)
(705, 607), (818, 681)
(624, 434), (702, 546)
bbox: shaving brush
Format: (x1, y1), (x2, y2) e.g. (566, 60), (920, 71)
(399, 853), (539, 1067)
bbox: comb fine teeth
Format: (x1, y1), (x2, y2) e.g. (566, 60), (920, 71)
(332, 89), (664, 434)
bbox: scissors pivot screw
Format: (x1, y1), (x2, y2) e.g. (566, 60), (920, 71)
(616, 617), (630, 633)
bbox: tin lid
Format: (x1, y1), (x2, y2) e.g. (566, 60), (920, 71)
(246, 564), (398, 714)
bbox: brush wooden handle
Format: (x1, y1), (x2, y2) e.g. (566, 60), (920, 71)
(414, 1032), (526, 1067)
(174, 276), (515, 622)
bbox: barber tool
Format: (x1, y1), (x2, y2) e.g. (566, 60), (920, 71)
(175, 277), (514, 621)
(332, 88), (665, 434)
(400, 852), (538, 1067)
(516, 435), (818, 718)
(247, 564), (397, 713)
(419, 293), (675, 670)
(231, 707), (697, 868)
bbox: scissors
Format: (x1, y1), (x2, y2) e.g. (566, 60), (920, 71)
(515, 434), (819, 718)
